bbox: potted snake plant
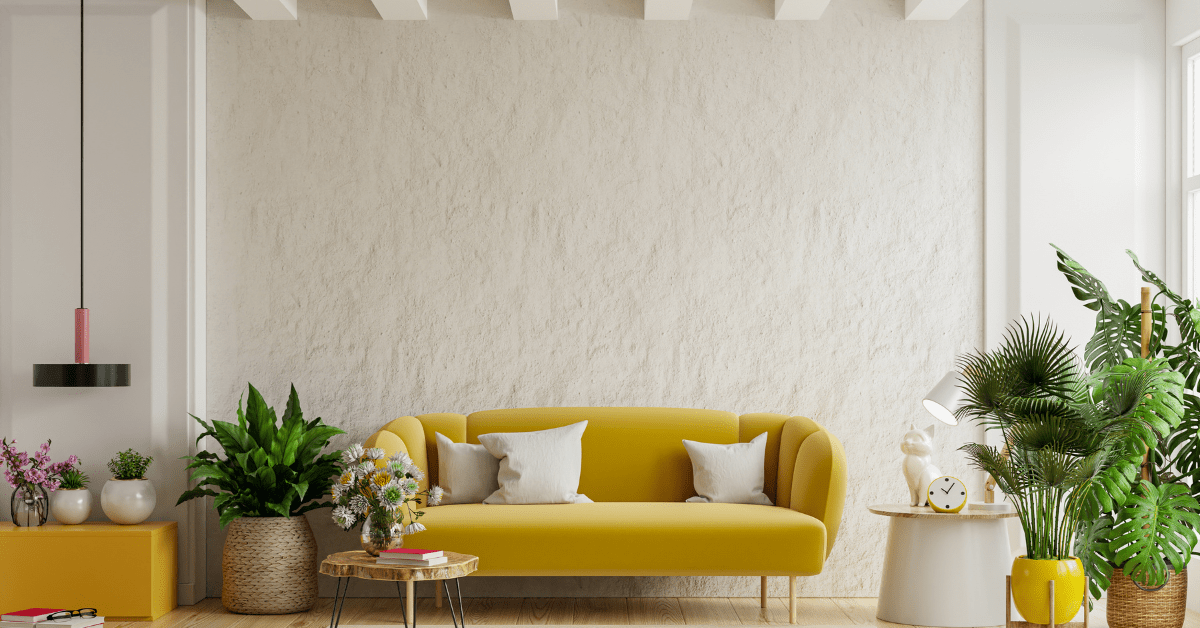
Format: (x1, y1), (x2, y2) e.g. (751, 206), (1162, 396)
(177, 383), (344, 614)
(956, 316), (1185, 626)
(1053, 246), (1200, 628)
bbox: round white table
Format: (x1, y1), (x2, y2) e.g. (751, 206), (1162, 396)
(870, 504), (1016, 628)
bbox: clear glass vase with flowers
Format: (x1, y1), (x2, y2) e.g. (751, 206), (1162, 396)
(331, 444), (444, 556)
(1, 438), (67, 527)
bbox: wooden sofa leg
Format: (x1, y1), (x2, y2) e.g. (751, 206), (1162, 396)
(436, 580), (443, 608)
(789, 576), (796, 624)
(761, 576), (768, 609)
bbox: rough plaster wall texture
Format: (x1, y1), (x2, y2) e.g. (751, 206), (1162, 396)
(206, 0), (983, 597)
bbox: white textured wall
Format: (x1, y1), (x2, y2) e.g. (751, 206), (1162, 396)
(207, 0), (984, 597)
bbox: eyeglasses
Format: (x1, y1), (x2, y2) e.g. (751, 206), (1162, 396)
(46, 610), (97, 621)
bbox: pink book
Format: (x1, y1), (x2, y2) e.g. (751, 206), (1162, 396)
(379, 548), (444, 560)
(2, 610), (64, 623)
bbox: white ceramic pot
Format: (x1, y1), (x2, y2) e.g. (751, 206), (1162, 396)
(50, 488), (92, 524)
(101, 478), (156, 524)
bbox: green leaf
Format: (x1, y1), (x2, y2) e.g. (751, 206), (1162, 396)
(208, 420), (255, 455)
(1082, 301), (1141, 372)
(218, 505), (246, 528)
(1053, 245), (1119, 314)
(244, 383), (279, 449)
(281, 384), (304, 427)
(1109, 481), (1200, 587)
(175, 487), (218, 506)
(1164, 394), (1200, 487)
(1074, 516), (1115, 603)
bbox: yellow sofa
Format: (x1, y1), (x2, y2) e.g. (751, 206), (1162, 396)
(364, 407), (847, 622)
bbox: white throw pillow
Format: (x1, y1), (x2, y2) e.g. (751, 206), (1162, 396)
(478, 421), (593, 505)
(436, 432), (501, 504)
(683, 432), (774, 505)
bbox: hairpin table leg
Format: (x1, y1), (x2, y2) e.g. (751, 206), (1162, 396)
(455, 578), (467, 625)
(330, 577), (351, 628)
(445, 580), (461, 628)
(396, 582), (409, 628)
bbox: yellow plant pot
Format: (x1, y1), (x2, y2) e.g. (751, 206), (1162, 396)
(1011, 556), (1085, 625)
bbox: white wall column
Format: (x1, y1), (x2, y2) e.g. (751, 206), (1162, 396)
(0, 0), (206, 605)
(984, 0), (1165, 351)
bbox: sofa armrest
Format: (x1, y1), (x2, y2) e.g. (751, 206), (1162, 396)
(364, 415), (429, 492)
(778, 417), (847, 557)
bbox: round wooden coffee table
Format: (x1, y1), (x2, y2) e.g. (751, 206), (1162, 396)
(320, 550), (479, 628)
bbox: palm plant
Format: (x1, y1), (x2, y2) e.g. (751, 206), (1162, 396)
(1051, 245), (1200, 593)
(957, 316), (1188, 598)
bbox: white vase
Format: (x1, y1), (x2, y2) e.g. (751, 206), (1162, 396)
(101, 479), (156, 524)
(50, 488), (92, 524)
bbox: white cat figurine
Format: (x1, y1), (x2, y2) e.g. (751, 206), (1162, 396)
(902, 424), (941, 507)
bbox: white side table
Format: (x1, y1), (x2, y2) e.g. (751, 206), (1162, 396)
(870, 504), (1016, 628)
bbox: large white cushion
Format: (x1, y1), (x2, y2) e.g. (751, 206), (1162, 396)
(436, 432), (500, 504)
(683, 432), (774, 505)
(478, 421), (593, 505)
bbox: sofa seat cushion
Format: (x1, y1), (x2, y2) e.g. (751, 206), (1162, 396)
(410, 503), (827, 576)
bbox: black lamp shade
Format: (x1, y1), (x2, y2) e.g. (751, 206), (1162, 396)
(33, 363), (130, 387)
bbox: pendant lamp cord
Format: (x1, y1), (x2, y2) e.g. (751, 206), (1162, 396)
(79, 0), (84, 310)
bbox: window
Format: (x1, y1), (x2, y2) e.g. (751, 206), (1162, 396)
(1187, 38), (1200, 298)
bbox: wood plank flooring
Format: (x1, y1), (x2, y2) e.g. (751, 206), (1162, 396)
(106, 597), (1200, 628)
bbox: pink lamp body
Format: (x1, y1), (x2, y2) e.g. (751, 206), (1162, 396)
(75, 308), (89, 364)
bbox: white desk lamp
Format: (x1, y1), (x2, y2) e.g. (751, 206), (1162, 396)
(922, 371), (1006, 506)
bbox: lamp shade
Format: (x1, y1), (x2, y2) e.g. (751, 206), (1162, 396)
(922, 370), (964, 426)
(34, 363), (130, 387)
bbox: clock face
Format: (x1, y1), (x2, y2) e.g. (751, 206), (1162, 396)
(927, 476), (968, 513)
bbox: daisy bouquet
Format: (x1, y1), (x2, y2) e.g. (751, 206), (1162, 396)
(331, 444), (444, 541)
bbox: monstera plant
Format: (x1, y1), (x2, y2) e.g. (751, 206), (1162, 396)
(1053, 246), (1200, 603)
(177, 383), (344, 614)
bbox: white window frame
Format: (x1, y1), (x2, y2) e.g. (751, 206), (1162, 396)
(1185, 38), (1200, 300)
(1180, 40), (1200, 301)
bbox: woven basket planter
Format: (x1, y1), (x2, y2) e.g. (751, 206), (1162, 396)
(1107, 567), (1187, 628)
(222, 515), (318, 614)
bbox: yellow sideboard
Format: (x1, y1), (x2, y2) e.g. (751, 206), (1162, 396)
(0, 521), (177, 620)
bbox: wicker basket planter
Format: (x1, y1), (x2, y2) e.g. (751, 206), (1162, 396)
(1107, 567), (1187, 628)
(222, 515), (318, 614)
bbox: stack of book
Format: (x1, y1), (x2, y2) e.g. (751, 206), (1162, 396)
(0, 610), (103, 628)
(377, 548), (448, 566)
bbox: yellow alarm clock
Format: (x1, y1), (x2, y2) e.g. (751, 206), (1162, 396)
(927, 476), (967, 513)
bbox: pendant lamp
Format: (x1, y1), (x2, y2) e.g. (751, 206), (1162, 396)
(32, 0), (130, 388)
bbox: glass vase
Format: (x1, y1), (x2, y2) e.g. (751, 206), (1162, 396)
(360, 515), (404, 556)
(10, 483), (49, 527)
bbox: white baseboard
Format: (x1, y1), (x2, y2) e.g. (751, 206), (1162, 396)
(178, 582), (202, 606)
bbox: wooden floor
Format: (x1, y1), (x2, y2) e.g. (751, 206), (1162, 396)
(107, 597), (1200, 628)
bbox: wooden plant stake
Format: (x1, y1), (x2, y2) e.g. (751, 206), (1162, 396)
(1141, 286), (1152, 481)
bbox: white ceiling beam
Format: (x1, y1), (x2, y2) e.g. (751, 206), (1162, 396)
(509, 0), (558, 19)
(904, 0), (969, 20)
(371, 0), (429, 19)
(230, 0), (297, 19)
(774, 0), (830, 20)
(645, 0), (692, 20)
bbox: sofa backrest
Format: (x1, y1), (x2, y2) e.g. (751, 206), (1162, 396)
(368, 407), (799, 504)
(464, 407), (788, 503)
